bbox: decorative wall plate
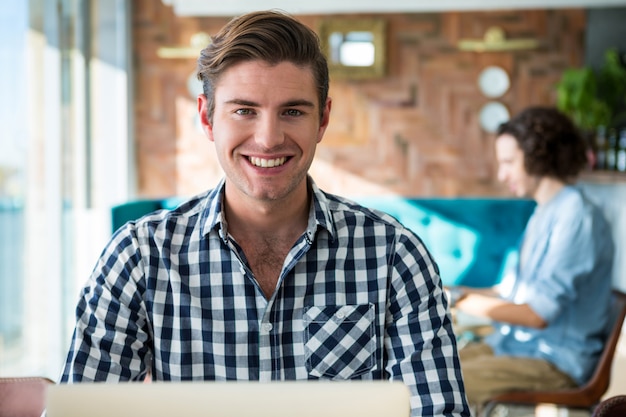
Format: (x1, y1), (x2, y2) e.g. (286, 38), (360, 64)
(478, 66), (510, 98)
(479, 101), (510, 133)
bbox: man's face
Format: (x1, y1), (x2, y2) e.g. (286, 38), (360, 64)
(495, 133), (539, 198)
(198, 60), (331, 204)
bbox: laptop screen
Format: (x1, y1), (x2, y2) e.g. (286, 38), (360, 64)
(46, 380), (411, 417)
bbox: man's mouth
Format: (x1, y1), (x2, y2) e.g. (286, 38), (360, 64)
(248, 156), (287, 168)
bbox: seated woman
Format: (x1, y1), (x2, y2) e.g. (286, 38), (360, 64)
(449, 107), (615, 411)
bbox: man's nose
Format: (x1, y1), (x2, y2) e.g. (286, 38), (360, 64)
(254, 116), (285, 149)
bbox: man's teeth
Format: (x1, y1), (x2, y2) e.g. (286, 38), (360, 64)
(249, 157), (287, 168)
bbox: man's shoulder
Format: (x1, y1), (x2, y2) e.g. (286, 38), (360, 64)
(319, 191), (408, 231)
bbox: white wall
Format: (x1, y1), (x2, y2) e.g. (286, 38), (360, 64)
(580, 181), (626, 292)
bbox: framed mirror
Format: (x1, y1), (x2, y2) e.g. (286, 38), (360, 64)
(318, 18), (387, 79)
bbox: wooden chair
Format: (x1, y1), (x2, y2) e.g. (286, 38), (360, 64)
(481, 289), (626, 417)
(0, 377), (54, 417)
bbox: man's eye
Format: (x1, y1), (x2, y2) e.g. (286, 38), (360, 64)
(235, 109), (252, 115)
(285, 109), (302, 117)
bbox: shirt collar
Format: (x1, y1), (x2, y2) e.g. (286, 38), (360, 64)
(307, 177), (336, 243)
(200, 176), (336, 243)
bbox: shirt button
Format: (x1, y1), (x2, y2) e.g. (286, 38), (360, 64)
(262, 323), (273, 332)
(336, 311), (345, 319)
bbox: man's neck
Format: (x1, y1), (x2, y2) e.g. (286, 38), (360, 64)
(223, 184), (310, 242)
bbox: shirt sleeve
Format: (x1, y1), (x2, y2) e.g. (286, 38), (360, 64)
(60, 224), (152, 382)
(384, 228), (471, 417)
(523, 203), (605, 323)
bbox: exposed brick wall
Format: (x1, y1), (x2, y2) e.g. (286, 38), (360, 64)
(132, 2), (585, 197)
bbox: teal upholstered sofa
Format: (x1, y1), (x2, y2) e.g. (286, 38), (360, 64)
(111, 196), (535, 288)
(352, 197), (535, 288)
(111, 197), (183, 235)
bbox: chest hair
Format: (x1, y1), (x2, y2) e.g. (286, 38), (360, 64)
(241, 236), (294, 298)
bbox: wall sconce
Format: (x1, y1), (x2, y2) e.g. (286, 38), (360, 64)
(458, 27), (539, 52)
(157, 32), (211, 59)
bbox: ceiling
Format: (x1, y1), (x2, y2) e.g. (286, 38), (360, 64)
(162, 0), (626, 16)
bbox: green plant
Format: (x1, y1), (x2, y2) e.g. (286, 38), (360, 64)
(597, 49), (626, 126)
(556, 48), (626, 131)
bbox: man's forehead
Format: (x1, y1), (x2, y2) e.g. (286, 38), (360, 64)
(214, 60), (319, 105)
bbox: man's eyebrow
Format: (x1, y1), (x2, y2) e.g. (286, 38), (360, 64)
(283, 99), (315, 108)
(224, 99), (258, 107)
(224, 98), (315, 108)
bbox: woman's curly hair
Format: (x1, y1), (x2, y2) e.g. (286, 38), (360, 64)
(497, 107), (588, 181)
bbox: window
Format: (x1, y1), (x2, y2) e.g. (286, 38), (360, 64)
(0, 0), (132, 380)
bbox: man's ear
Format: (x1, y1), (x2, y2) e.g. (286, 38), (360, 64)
(197, 94), (214, 141)
(316, 97), (332, 144)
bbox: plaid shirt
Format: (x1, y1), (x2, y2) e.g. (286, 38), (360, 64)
(62, 178), (469, 416)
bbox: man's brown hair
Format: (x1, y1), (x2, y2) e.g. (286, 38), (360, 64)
(196, 10), (329, 123)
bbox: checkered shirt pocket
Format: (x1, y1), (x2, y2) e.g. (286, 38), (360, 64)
(303, 303), (376, 379)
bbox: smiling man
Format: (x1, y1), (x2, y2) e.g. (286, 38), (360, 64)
(61, 10), (469, 417)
